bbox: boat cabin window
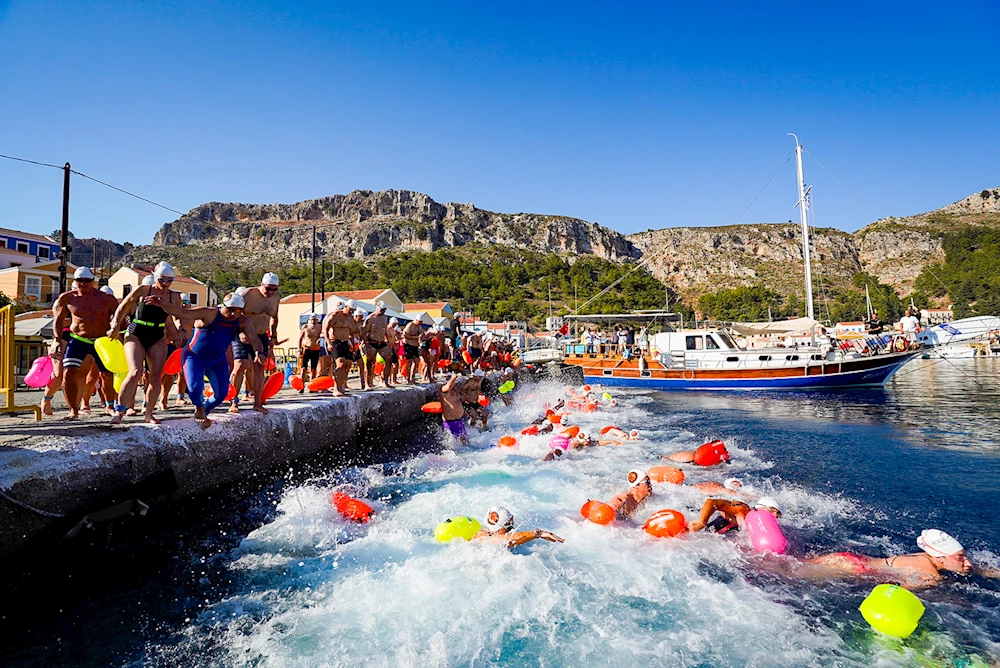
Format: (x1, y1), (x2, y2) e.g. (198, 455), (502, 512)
(705, 335), (720, 350)
(758, 355), (772, 361)
(686, 336), (704, 351)
(715, 330), (739, 349)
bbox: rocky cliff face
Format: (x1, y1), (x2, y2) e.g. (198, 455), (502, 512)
(138, 187), (1000, 299)
(151, 189), (640, 264)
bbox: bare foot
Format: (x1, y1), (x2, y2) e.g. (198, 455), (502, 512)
(331, 389), (346, 397)
(228, 403), (240, 414)
(144, 414), (161, 425)
(105, 405), (116, 416)
(41, 399), (53, 416)
(110, 412), (124, 425)
(125, 408), (137, 417)
(81, 406), (91, 415)
(252, 405), (269, 415)
(64, 412), (79, 420)
(199, 417), (212, 430)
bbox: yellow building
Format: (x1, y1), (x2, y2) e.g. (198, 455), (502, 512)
(108, 265), (217, 307)
(403, 302), (454, 319)
(276, 289), (407, 350)
(0, 260), (78, 308)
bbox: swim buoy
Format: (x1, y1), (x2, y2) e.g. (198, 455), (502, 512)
(549, 435), (570, 451)
(582, 385), (591, 392)
(462, 350), (473, 365)
(163, 348), (182, 376)
(434, 516), (481, 542)
(421, 401), (443, 414)
(583, 402), (597, 413)
(478, 394), (489, 407)
(261, 371), (285, 402)
(265, 356), (276, 372)
(374, 362), (384, 374)
(647, 466), (685, 485)
(308, 376), (335, 392)
(498, 435), (517, 447)
(437, 359), (450, 369)
(112, 372), (125, 393)
(859, 584), (925, 638)
(580, 500), (616, 525)
(566, 401), (582, 411)
(23, 355), (53, 388)
(521, 425), (539, 436)
(329, 491), (375, 523)
(693, 440), (730, 466)
(225, 384), (238, 402)
(94, 337), (128, 375)
(744, 509), (786, 554)
(290, 375), (304, 391)
(546, 413), (562, 424)
(600, 425), (621, 435)
(561, 425), (580, 438)
(643, 509), (687, 538)
(602, 392), (613, 401)
(498, 380), (515, 394)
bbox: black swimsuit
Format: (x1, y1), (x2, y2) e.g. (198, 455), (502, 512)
(127, 287), (173, 349)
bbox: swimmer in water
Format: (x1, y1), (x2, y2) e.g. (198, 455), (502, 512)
(608, 470), (653, 519)
(543, 445), (565, 461)
(570, 431), (592, 448)
(472, 506), (564, 548)
(439, 373), (468, 445)
(688, 496), (781, 534)
(797, 529), (1000, 590)
(598, 428), (639, 446)
(691, 478), (744, 496)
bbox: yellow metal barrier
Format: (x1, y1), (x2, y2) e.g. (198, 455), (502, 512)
(0, 305), (42, 421)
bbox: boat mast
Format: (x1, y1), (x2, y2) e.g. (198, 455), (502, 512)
(865, 284), (873, 320)
(789, 133), (814, 320)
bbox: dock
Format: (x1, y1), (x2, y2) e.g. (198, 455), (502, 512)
(0, 383), (442, 561)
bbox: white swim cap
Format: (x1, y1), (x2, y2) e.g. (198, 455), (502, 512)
(575, 431), (589, 441)
(505, 367), (513, 374)
(141, 275), (155, 286)
(376, 300), (387, 310)
(355, 309), (367, 317)
(153, 261), (174, 279)
(629, 429), (639, 439)
(473, 369), (485, 377)
(389, 317), (399, 325)
(485, 506), (514, 532)
(627, 469), (650, 487)
(99, 285), (115, 295)
(346, 299), (357, 309)
(917, 529), (964, 558)
(73, 266), (96, 280)
(755, 497), (782, 514)
(223, 293), (245, 309)
(71, 281), (79, 290)
(724, 478), (742, 491)
(262, 272), (279, 286)
(236, 286), (250, 296)
(551, 447), (564, 458)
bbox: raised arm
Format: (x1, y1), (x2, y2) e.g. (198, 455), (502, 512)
(143, 294), (216, 322)
(504, 529), (565, 548)
(689, 499), (746, 532)
(441, 372), (460, 393)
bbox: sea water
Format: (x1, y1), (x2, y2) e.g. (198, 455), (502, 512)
(7, 358), (1000, 667)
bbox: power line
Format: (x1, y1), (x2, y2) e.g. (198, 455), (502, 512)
(0, 153), (63, 170)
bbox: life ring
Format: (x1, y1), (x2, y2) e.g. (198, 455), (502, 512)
(893, 338), (907, 352)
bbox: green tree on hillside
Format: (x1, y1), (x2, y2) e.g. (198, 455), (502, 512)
(914, 227), (1000, 317)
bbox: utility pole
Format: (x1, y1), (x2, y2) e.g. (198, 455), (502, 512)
(58, 163), (71, 293)
(310, 225), (317, 314)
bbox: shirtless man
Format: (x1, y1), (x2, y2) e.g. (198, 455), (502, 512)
(419, 327), (437, 383)
(323, 299), (360, 396)
(472, 506), (564, 548)
(460, 369), (488, 430)
(608, 469), (653, 519)
(688, 496), (781, 534)
(467, 331), (483, 370)
(230, 273), (279, 414)
(401, 318), (423, 384)
(362, 301), (392, 388)
(439, 373), (468, 444)
(298, 315), (323, 390)
(797, 529), (999, 590)
(352, 309), (368, 389)
(385, 318), (400, 385)
(52, 267), (119, 419)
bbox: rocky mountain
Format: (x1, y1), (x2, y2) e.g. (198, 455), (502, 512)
(132, 187), (1000, 301)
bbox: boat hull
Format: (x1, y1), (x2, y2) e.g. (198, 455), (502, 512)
(564, 351), (918, 391)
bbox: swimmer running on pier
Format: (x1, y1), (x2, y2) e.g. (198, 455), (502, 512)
(146, 292), (263, 429)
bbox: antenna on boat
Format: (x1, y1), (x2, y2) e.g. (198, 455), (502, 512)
(789, 133), (815, 320)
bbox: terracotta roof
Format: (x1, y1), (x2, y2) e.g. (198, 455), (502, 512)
(0, 247), (39, 259)
(337, 289), (385, 300)
(0, 227), (57, 244)
(404, 301), (448, 310)
(280, 293), (321, 304)
(924, 308), (952, 312)
(130, 266), (204, 286)
(836, 322), (864, 326)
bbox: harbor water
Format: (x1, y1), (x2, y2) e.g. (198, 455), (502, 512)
(4, 357), (1000, 667)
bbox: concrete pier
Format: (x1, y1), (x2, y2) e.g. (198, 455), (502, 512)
(0, 384), (442, 561)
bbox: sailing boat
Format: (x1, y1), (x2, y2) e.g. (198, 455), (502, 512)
(557, 136), (921, 390)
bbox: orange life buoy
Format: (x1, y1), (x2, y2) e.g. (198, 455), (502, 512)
(643, 509), (686, 538)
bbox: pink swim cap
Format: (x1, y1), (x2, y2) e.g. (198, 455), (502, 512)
(549, 435), (570, 451)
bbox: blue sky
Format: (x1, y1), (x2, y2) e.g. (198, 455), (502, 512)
(1, 1), (998, 244)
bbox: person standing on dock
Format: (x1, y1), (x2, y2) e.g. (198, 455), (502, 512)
(362, 301), (392, 389)
(898, 309), (921, 349)
(230, 273), (280, 415)
(107, 262), (180, 425)
(401, 318), (423, 384)
(145, 292), (263, 429)
(298, 315), (323, 391)
(52, 268), (120, 420)
(323, 299), (360, 396)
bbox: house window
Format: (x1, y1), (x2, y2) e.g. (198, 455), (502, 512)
(123, 284), (132, 297)
(189, 292), (199, 305)
(25, 276), (42, 299)
(17, 242), (29, 254)
(10, 262), (21, 268)
(37, 247), (50, 259)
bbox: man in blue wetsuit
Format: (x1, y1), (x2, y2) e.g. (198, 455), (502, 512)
(144, 292), (263, 429)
